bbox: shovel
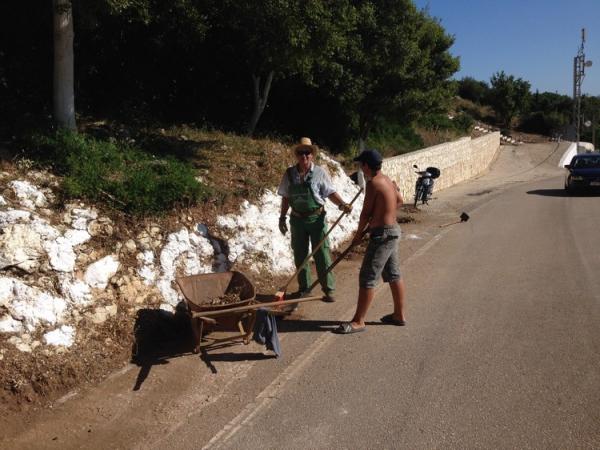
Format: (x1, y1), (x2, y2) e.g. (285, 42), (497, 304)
(273, 187), (363, 301)
(439, 212), (470, 228)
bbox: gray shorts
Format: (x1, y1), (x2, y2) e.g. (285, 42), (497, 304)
(359, 225), (401, 289)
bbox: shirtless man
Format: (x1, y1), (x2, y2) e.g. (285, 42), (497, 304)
(335, 149), (406, 334)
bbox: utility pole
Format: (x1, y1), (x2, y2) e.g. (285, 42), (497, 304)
(593, 112), (597, 151)
(573, 28), (592, 151)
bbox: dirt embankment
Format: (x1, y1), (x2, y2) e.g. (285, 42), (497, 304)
(0, 123), (362, 423)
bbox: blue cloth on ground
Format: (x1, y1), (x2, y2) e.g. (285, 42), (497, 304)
(253, 308), (281, 357)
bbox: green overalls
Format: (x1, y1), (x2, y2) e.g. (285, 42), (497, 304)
(287, 167), (335, 294)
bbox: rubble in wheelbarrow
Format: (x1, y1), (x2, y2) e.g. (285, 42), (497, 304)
(203, 288), (243, 306)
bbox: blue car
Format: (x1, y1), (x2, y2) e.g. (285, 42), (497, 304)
(564, 153), (600, 193)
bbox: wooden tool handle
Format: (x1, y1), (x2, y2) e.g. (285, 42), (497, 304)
(308, 227), (368, 292)
(191, 295), (323, 318)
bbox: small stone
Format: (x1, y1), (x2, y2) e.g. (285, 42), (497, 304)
(124, 240), (137, 253)
(137, 231), (150, 240)
(88, 220), (113, 237)
(105, 304), (118, 317)
(89, 309), (108, 324)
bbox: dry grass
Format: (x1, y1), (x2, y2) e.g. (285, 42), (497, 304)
(452, 97), (495, 122)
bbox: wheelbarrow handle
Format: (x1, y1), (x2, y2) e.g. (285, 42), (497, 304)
(191, 295), (323, 318)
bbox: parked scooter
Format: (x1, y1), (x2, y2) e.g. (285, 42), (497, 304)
(413, 164), (440, 207)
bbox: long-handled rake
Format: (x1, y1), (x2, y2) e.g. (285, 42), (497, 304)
(439, 212), (470, 228)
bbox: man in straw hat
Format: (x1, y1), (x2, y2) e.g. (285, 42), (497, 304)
(277, 137), (353, 303)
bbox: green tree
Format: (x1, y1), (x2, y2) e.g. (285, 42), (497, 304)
(488, 71), (531, 127)
(458, 77), (489, 104)
(319, 0), (459, 148)
(520, 90), (572, 135)
(204, 1), (341, 136)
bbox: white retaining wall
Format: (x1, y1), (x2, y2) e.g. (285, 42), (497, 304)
(382, 132), (501, 199)
(558, 143), (577, 168)
(558, 141), (596, 168)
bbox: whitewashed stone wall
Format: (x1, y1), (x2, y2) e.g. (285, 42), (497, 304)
(382, 132), (501, 199)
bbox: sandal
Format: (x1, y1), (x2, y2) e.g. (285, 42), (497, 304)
(333, 322), (366, 334)
(380, 314), (406, 326)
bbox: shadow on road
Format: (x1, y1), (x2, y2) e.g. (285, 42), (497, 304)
(130, 309), (401, 380)
(203, 352), (275, 362)
(277, 318), (389, 333)
(527, 189), (568, 197)
(527, 188), (600, 197)
(130, 303), (195, 391)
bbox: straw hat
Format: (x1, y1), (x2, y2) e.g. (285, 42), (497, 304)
(292, 137), (318, 156)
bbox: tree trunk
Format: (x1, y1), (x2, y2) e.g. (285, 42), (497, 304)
(358, 116), (371, 150)
(246, 71), (274, 136)
(358, 137), (366, 151)
(53, 0), (76, 130)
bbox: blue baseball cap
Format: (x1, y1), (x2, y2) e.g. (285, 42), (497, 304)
(353, 149), (383, 166)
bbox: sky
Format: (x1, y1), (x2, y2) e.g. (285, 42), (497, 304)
(414, 0), (600, 96)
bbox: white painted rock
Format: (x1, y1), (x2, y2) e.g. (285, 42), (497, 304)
(84, 256), (120, 289)
(0, 224), (44, 272)
(9, 180), (48, 209)
(0, 315), (23, 333)
(1, 276), (69, 331)
(43, 325), (75, 347)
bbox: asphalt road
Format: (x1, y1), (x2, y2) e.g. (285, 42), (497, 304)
(4, 142), (599, 450)
(200, 144), (600, 449)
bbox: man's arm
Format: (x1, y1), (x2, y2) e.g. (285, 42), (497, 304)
(280, 197), (289, 216)
(392, 181), (403, 207)
(279, 197), (290, 235)
(327, 192), (353, 213)
(320, 168), (351, 212)
(352, 181), (375, 244)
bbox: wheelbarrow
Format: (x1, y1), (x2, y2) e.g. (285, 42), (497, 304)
(176, 271), (321, 353)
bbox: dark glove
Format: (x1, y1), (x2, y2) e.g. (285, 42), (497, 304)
(339, 202), (353, 214)
(278, 216), (288, 235)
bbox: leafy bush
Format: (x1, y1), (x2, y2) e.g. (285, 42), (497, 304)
(418, 112), (473, 134)
(363, 122), (424, 157)
(36, 130), (207, 215)
(452, 112), (474, 133)
(458, 77), (490, 104)
(519, 111), (569, 135)
(418, 114), (455, 131)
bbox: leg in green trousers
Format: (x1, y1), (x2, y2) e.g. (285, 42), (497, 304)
(290, 214), (335, 294)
